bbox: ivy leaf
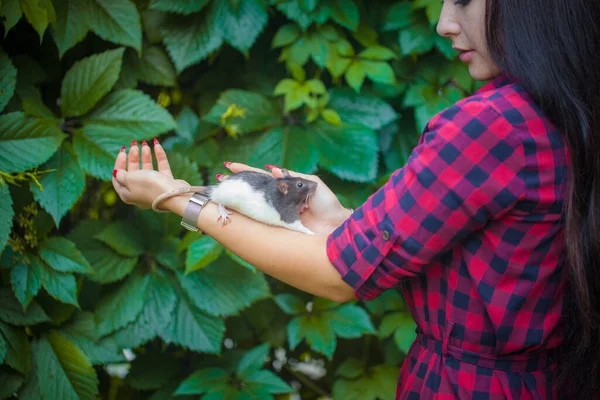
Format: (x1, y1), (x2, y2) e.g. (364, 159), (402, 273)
(160, 282), (225, 353)
(271, 23), (300, 48)
(111, 269), (177, 349)
(274, 293), (305, 315)
(0, 50), (17, 113)
(204, 89), (280, 135)
(86, 0), (142, 52)
(85, 89), (176, 136)
(185, 236), (223, 274)
(136, 45), (177, 87)
(94, 221), (145, 258)
(94, 268), (151, 337)
(288, 314), (337, 359)
(178, 257), (271, 317)
(414, 0), (443, 25)
(399, 21), (436, 56)
(40, 265), (80, 307)
(174, 368), (230, 396)
(0, 320), (31, 375)
(327, 88), (398, 130)
(276, 1), (315, 31)
(363, 60), (395, 85)
(243, 370), (294, 394)
(35, 332), (99, 400)
(149, 0), (210, 15)
(51, 0), (91, 58)
(211, 0), (268, 54)
(328, 0), (359, 31)
(237, 343), (270, 377)
(161, 12), (223, 73)
(38, 236), (93, 274)
(314, 122), (378, 182)
(60, 47), (125, 117)
(0, 0), (24, 34)
(21, 0), (55, 40)
(167, 152), (202, 186)
(0, 112), (66, 174)
(59, 312), (126, 365)
(0, 287), (50, 326)
(30, 142), (86, 227)
(382, 2), (412, 31)
(332, 364), (398, 400)
(380, 312), (417, 354)
(10, 256), (44, 309)
(68, 220), (138, 284)
(0, 184), (14, 254)
(329, 304), (376, 338)
(247, 126), (319, 174)
(344, 61), (366, 92)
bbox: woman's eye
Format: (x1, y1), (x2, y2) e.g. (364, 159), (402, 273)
(297, 182), (303, 188)
(454, 0), (471, 5)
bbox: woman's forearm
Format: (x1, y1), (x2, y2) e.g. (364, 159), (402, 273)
(164, 193), (355, 302)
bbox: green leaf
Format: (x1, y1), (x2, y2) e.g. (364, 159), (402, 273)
(358, 46), (395, 61)
(51, 0), (91, 58)
(125, 351), (180, 390)
(332, 364), (398, 400)
(322, 108), (342, 126)
(20, 0), (53, 40)
(0, 0), (23, 34)
(0, 288), (50, 326)
(10, 256), (44, 309)
(329, 0), (359, 31)
(204, 89), (280, 135)
(167, 151), (202, 186)
(314, 123), (378, 182)
(247, 126), (319, 174)
(274, 293), (305, 315)
(276, 1), (315, 31)
(174, 368), (230, 396)
(30, 143), (85, 227)
(60, 48), (125, 117)
(399, 21), (436, 56)
(22, 95), (55, 119)
(86, 0), (142, 52)
(271, 23), (300, 48)
(237, 343), (270, 377)
(327, 88), (398, 130)
(382, 2), (412, 31)
(391, 313), (417, 353)
(383, 114), (420, 171)
(414, 0), (443, 25)
(160, 285), (225, 353)
(185, 236), (223, 274)
(243, 370), (294, 394)
(35, 332), (99, 400)
(38, 236), (92, 274)
(0, 368), (25, 398)
(175, 106), (200, 142)
(0, 320), (31, 374)
(59, 312), (126, 365)
(85, 89), (176, 137)
(178, 258), (270, 317)
(136, 45), (177, 87)
(435, 35), (456, 60)
(111, 270), (177, 349)
(149, 0), (210, 14)
(161, 12), (223, 73)
(73, 125), (132, 180)
(0, 112), (66, 174)
(344, 61), (366, 92)
(0, 184), (14, 254)
(288, 314), (337, 359)
(211, 0), (268, 54)
(94, 221), (145, 258)
(67, 220), (138, 284)
(94, 268), (151, 337)
(40, 265), (79, 307)
(336, 357), (364, 379)
(329, 304), (375, 338)
(0, 50), (17, 113)
(363, 60), (395, 85)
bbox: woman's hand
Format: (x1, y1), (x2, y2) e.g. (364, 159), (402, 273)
(224, 162), (352, 234)
(112, 139), (190, 209)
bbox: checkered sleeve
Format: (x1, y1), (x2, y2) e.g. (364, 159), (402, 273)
(326, 100), (527, 300)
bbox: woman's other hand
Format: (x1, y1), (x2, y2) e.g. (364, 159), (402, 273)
(112, 139), (190, 209)
(224, 162), (352, 234)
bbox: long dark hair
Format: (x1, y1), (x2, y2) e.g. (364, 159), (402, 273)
(485, 0), (600, 397)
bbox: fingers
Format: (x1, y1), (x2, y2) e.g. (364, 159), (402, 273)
(141, 140), (153, 170)
(114, 146), (127, 171)
(153, 138), (174, 179)
(226, 162), (271, 175)
(128, 140), (140, 171)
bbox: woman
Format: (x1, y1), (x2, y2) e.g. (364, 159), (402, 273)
(112, 0), (600, 398)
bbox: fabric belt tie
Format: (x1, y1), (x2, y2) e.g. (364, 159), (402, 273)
(417, 333), (558, 373)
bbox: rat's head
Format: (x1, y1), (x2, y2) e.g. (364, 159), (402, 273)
(276, 170), (318, 207)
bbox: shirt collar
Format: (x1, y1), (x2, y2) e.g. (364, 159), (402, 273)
(475, 72), (519, 94)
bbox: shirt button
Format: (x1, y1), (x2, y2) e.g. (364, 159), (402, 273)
(381, 230), (390, 241)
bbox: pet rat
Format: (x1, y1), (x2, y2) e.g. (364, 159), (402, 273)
(154, 169), (318, 234)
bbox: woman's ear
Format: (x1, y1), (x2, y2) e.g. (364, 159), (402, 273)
(277, 181), (288, 194)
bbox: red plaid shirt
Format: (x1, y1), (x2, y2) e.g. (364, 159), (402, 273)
(327, 73), (570, 399)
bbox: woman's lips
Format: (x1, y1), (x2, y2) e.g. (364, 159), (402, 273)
(459, 50), (474, 62)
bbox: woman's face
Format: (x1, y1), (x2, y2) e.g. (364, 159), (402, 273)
(437, 0), (502, 80)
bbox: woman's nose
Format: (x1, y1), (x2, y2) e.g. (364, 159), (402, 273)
(436, 6), (461, 38)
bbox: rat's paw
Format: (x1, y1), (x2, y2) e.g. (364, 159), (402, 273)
(217, 203), (232, 227)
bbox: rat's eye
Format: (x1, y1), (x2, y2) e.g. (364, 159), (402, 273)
(297, 182), (303, 188)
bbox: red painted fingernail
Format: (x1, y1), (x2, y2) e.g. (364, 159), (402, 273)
(142, 140), (148, 146)
(120, 146), (126, 152)
(113, 169), (117, 178)
(131, 140), (137, 147)
(223, 162), (232, 168)
(216, 174), (224, 181)
(265, 164), (281, 170)
(153, 138), (160, 145)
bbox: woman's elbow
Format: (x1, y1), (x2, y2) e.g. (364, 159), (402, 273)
(327, 283), (355, 303)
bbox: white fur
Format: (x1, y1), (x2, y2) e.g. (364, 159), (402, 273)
(210, 180), (314, 234)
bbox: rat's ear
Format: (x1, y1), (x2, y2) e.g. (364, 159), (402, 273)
(277, 181), (288, 195)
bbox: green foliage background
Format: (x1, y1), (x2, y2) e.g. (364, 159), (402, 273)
(0, 0), (480, 398)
